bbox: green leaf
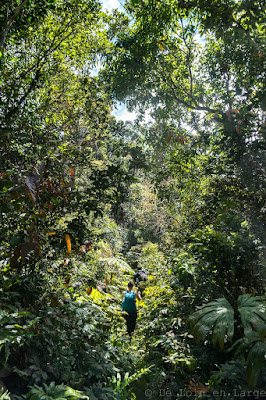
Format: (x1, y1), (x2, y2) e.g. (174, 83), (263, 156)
(247, 340), (266, 388)
(188, 297), (234, 349)
(238, 294), (266, 335)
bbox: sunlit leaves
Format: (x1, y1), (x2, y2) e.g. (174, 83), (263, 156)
(24, 381), (89, 399)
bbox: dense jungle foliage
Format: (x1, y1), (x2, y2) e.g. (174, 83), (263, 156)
(0, 0), (265, 399)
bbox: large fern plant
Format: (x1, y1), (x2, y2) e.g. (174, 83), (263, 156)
(188, 294), (266, 387)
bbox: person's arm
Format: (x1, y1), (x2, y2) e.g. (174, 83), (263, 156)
(122, 290), (126, 299)
(135, 291), (141, 301)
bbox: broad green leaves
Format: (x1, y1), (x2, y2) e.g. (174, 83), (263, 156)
(238, 294), (266, 336)
(24, 381), (89, 400)
(189, 295), (266, 349)
(188, 294), (266, 386)
(0, 0), (265, 397)
(188, 297), (234, 349)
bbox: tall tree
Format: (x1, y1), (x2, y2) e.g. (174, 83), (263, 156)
(103, 0), (266, 250)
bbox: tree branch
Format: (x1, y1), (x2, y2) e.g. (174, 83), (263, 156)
(0, 0), (30, 53)
(169, 76), (218, 113)
(179, 17), (194, 101)
(159, 58), (219, 114)
(225, 72), (233, 111)
(1, 26), (77, 128)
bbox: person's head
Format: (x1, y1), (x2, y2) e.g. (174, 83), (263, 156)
(84, 240), (92, 248)
(128, 281), (134, 290)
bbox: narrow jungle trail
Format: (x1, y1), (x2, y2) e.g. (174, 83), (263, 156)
(105, 247), (266, 400)
(99, 254), (209, 400)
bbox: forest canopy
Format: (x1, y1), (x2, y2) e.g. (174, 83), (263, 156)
(0, 0), (265, 399)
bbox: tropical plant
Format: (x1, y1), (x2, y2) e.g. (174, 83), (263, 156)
(230, 329), (266, 389)
(189, 294), (266, 387)
(0, 0), (265, 397)
(23, 381), (89, 400)
(0, 389), (11, 400)
(209, 361), (250, 398)
(189, 295), (266, 348)
(0, 307), (39, 363)
(109, 368), (151, 400)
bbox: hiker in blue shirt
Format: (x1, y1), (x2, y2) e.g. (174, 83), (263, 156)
(121, 281), (141, 338)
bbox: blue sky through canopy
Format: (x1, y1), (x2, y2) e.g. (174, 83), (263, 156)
(100, 0), (139, 122)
